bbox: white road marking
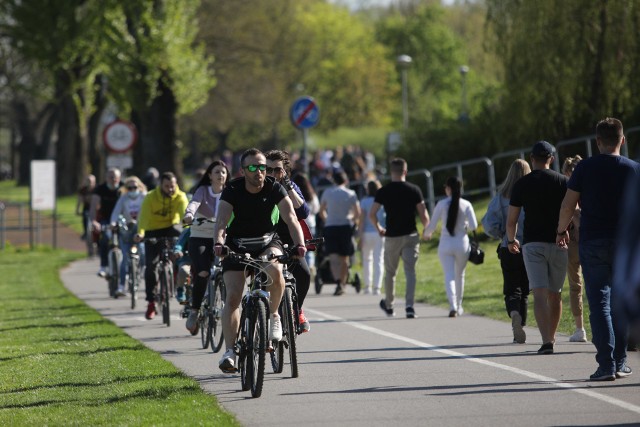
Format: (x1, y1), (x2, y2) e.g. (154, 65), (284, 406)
(307, 308), (640, 415)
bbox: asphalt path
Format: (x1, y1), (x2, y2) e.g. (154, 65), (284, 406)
(61, 258), (640, 427)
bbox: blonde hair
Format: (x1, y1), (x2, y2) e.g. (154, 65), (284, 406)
(123, 176), (147, 194)
(562, 155), (583, 177)
(499, 159), (531, 198)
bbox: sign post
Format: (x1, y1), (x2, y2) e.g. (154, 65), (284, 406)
(290, 96), (320, 176)
(103, 119), (137, 172)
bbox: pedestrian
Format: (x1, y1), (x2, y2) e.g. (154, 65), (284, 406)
(482, 159), (531, 342)
(557, 117), (640, 380)
(369, 158), (430, 318)
(358, 180), (385, 295)
(561, 155), (587, 343)
(319, 170), (361, 296)
(506, 141), (568, 355)
(423, 176), (478, 318)
(90, 168), (122, 278)
(182, 160), (229, 335)
(292, 172), (320, 276)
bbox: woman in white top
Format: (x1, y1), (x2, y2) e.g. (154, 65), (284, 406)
(110, 176), (147, 296)
(182, 160), (229, 334)
(358, 180), (385, 295)
(423, 176), (478, 317)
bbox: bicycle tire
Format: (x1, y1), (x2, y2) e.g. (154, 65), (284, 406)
(108, 249), (121, 298)
(283, 287), (298, 378)
(200, 287), (210, 349)
(239, 308), (250, 391)
(210, 274), (225, 353)
(160, 266), (171, 326)
(270, 322), (284, 374)
(129, 255), (138, 310)
(249, 298), (267, 398)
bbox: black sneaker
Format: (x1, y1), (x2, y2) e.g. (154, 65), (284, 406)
(537, 342), (554, 354)
(590, 367), (615, 381)
(334, 285), (345, 296)
(405, 307), (416, 319)
(448, 310), (457, 318)
(379, 299), (395, 317)
(616, 364), (633, 378)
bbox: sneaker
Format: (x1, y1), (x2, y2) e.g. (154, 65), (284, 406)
(270, 314), (283, 341)
(363, 288), (371, 295)
(511, 311), (526, 344)
(448, 310), (457, 318)
(379, 299), (395, 317)
(97, 267), (107, 278)
(115, 285), (126, 298)
(186, 310), (199, 335)
(353, 277), (361, 293)
(145, 302), (156, 320)
(457, 306), (464, 316)
(298, 309), (310, 333)
(616, 364), (633, 378)
(537, 342), (554, 355)
(334, 284), (344, 296)
(569, 328), (587, 342)
(176, 286), (187, 304)
(373, 289), (381, 296)
(590, 367), (615, 381)
(219, 348), (237, 373)
(405, 307), (417, 319)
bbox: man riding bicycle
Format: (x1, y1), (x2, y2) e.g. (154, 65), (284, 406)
(214, 148), (307, 373)
(135, 172), (189, 320)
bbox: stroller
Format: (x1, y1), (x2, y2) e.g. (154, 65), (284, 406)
(313, 224), (361, 295)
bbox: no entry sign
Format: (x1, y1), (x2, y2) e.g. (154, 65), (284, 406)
(290, 96), (320, 129)
(103, 120), (138, 153)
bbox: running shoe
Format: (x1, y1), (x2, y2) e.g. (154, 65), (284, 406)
(270, 314), (282, 341)
(219, 349), (237, 373)
(569, 328), (587, 342)
(186, 309), (199, 335)
(145, 302), (157, 320)
(590, 368), (615, 381)
(299, 309), (310, 333)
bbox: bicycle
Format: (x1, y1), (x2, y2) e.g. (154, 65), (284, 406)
(201, 258), (225, 352)
(146, 236), (178, 327)
(126, 236), (142, 310)
(270, 238), (323, 379)
(105, 220), (124, 298)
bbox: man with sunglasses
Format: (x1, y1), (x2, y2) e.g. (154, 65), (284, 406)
(214, 148), (307, 373)
(265, 150), (313, 333)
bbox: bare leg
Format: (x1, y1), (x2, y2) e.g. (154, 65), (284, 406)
(221, 271), (245, 350)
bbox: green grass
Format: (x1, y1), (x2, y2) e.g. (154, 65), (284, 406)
(0, 246), (239, 426)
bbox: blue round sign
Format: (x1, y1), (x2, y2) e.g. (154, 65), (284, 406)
(290, 96), (320, 129)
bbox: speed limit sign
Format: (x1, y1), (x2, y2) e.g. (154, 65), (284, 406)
(103, 120), (138, 153)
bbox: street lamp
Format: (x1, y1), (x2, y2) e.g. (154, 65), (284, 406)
(459, 65), (469, 123)
(397, 54), (412, 130)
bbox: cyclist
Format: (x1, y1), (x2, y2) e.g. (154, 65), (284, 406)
(109, 176), (147, 297)
(182, 160), (230, 335)
(214, 148), (306, 373)
(135, 172), (189, 320)
(265, 150), (312, 333)
(90, 168), (122, 277)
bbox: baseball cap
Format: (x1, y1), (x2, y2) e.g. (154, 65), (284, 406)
(531, 140), (555, 158)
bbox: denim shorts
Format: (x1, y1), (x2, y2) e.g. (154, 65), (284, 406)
(522, 242), (568, 292)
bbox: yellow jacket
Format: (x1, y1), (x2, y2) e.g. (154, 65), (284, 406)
(137, 187), (188, 236)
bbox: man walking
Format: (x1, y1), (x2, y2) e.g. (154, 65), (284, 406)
(90, 168), (122, 278)
(557, 117), (640, 380)
(506, 141), (568, 355)
(369, 158), (430, 318)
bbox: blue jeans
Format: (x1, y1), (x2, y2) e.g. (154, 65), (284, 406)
(580, 238), (628, 373)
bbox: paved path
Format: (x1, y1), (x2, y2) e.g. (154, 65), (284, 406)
(61, 259), (640, 427)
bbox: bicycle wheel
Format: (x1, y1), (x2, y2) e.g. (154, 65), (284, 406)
(160, 265), (171, 326)
(129, 255), (139, 310)
(248, 298), (267, 398)
(283, 287), (298, 378)
(239, 310), (250, 391)
(270, 312), (284, 374)
(210, 274), (225, 353)
(200, 294), (210, 349)
(108, 249), (121, 298)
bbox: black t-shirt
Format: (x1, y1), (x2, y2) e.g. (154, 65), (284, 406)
(510, 169), (567, 244)
(221, 176), (287, 238)
(374, 181), (424, 237)
(93, 183), (122, 221)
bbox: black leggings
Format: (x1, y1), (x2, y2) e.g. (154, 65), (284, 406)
(189, 237), (213, 310)
(289, 258), (311, 309)
(499, 247), (529, 325)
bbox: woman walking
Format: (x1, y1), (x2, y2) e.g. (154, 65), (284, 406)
(482, 159), (531, 343)
(423, 176), (478, 317)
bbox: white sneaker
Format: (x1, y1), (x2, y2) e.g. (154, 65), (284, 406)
(97, 267), (107, 278)
(218, 348), (236, 373)
(363, 288), (371, 295)
(116, 285), (126, 297)
(373, 289), (381, 296)
(569, 328), (587, 342)
(269, 314), (282, 341)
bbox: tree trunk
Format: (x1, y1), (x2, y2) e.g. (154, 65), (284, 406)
(11, 99), (38, 185)
(88, 75), (108, 180)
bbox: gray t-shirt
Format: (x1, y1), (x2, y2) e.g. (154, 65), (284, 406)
(320, 185), (358, 227)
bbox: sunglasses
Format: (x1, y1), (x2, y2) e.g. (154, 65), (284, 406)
(244, 164), (267, 172)
(127, 186), (137, 190)
(266, 167), (284, 174)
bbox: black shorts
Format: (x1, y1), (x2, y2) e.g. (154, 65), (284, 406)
(221, 237), (285, 272)
(323, 225), (355, 256)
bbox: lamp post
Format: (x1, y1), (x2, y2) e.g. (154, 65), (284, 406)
(459, 65), (469, 123)
(397, 54), (412, 130)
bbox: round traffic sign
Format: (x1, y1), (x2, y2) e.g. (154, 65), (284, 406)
(103, 120), (138, 153)
(290, 96), (320, 129)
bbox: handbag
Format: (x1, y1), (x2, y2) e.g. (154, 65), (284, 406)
(468, 231), (485, 265)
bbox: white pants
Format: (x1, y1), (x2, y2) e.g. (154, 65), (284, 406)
(361, 231), (384, 292)
(437, 236), (470, 312)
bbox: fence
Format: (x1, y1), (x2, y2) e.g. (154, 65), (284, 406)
(0, 202), (59, 250)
